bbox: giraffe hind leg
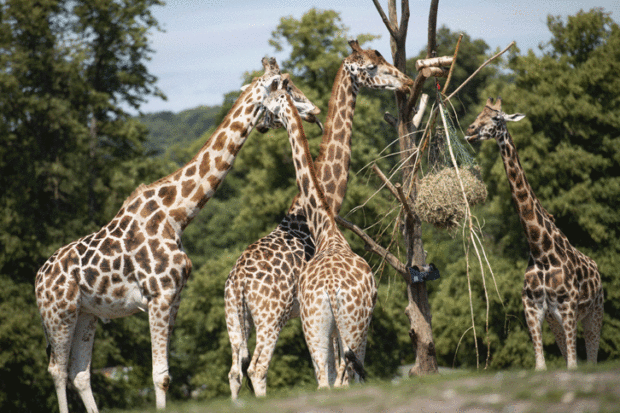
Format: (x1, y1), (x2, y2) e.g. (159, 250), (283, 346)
(546, 314), (568, 362)
(69, 313), (99, 413)
(582, 293), (604, 364)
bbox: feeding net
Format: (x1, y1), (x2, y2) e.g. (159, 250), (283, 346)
(414, 100), (487, 230)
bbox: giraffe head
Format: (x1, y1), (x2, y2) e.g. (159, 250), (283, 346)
(256, 74), (323, 133)
(465, 97), (525, 143)
(239, 57), (282, 101)
(343, 39), (413, 92)
(262, 78), (299, 128)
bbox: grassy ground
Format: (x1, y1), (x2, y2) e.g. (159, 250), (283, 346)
(110, 361), (620, 413)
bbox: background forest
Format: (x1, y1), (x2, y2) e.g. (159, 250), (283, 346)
(1, 1), (619, 412)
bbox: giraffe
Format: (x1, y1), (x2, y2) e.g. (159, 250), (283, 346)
(465, 97), (604, 370)
(224, 39), (413, 398)
(263, 79), (378, 389)
(34, 57), (321, 413)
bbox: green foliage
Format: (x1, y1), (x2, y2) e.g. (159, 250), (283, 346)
(0, 0), (169, 411)
(139, 106), (220, 156)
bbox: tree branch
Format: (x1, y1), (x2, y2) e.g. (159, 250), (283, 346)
(446, 41), (515, 101)
(372, 0), (398, 39)
(335, 215), (409, 282)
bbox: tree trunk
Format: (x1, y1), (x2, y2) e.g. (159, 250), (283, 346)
(376, 0), (440, 376)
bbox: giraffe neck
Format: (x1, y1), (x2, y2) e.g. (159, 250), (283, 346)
(289, 63), (358, 217)
(148, 83), (265, 232)
(284, 95), (344, 249)
(497, 128), (556, 259)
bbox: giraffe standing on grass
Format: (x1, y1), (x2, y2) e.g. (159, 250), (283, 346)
(466, 97), (604, 370)
(224, 39), (413, 398)
(262, 78), (377, 389)
(34, 57), (320, 413)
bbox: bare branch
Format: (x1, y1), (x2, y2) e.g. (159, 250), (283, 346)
(398, 0), (410, 40)
(442, 33), (463, 95)
(446, 41), (515, 101)
(427, 0), (440, 57)
(335, 215), (409, 282)
(384, 112), (398, 128)
(372, 0), (398, 39)
(372, 163), (402, 203)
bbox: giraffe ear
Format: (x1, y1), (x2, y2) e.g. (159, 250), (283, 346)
(505, 113), (525, 122)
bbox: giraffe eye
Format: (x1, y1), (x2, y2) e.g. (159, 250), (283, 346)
(366, 64), (377, 71)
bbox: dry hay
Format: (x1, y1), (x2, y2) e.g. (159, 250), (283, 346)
(414, 166), (487, 230)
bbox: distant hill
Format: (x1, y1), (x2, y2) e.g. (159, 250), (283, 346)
(139, 105), (221, 155)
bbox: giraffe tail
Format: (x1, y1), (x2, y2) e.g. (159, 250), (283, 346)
(237, 295), (254, 393)
(344, 349), (366, 381)
(329, 290), (367, 382)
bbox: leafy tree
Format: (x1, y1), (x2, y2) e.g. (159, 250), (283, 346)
(0, 0), (168, 411)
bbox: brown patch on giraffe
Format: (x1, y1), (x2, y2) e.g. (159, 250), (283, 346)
(91, 254), (100, 267)
(140, 200), (159, 218)
(144, 189), (155, 199)
(135, 246), (152, 273)
(61, 249), (79, 272)
(127, 198), (142, 214)
(76, 243), (87, 255)
(159, 186), (177, 207)
(98, 276), (111, 295)
(112, 285), (128, 299)
(185, 165), (196, 177)
(125, 221), (146, 251)
(212, 131), (228, 151)
(146, 211), (166, 237)
(100, 258), (111, 273)
(214, 157), (231, 172)
(84, 267), (99, 288)
(81, 250), (95, 267)
(148, 277), (160, 298)
(190, 185), (208, 209)
(230, 121), (244, 132)
(227, 141), (241, 157)
(199, 152), (211, 178)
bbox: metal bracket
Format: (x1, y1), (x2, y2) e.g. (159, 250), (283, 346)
(408, 264), (440, 284)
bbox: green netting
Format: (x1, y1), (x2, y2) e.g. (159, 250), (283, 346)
(414, 100), (487, 230)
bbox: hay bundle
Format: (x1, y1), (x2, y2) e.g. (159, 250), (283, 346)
(414, 165), (487, 230)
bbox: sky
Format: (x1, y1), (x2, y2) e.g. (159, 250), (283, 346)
(137, 0), (619, 114)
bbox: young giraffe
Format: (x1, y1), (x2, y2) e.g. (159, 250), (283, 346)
(225, 39), (413, 398)
(34, 57), (320, 413)
(263, 79), (378, 389)
(466, 97), (604, 370)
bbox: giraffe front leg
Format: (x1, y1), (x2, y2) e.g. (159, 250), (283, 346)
(523, 294), (546, 371)
(149, 291), (182, 409)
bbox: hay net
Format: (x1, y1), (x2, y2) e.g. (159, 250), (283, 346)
(414, 97), (487, 230)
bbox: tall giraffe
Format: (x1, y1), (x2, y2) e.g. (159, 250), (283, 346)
(224, 39), (413, 398)
(466, 97), (604, 370)
(34, 57), (320, 413)
(263, 80), (377, 389)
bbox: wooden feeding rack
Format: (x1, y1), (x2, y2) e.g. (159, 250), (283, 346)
(415, 56), (453, 78)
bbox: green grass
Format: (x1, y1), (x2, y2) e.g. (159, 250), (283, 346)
(108, 361), (620, 413)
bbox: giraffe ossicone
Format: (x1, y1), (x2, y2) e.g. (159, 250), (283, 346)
(34, 56), (317, 413)
(466, 97), (604, 371)
(224, 40), (412, 399)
